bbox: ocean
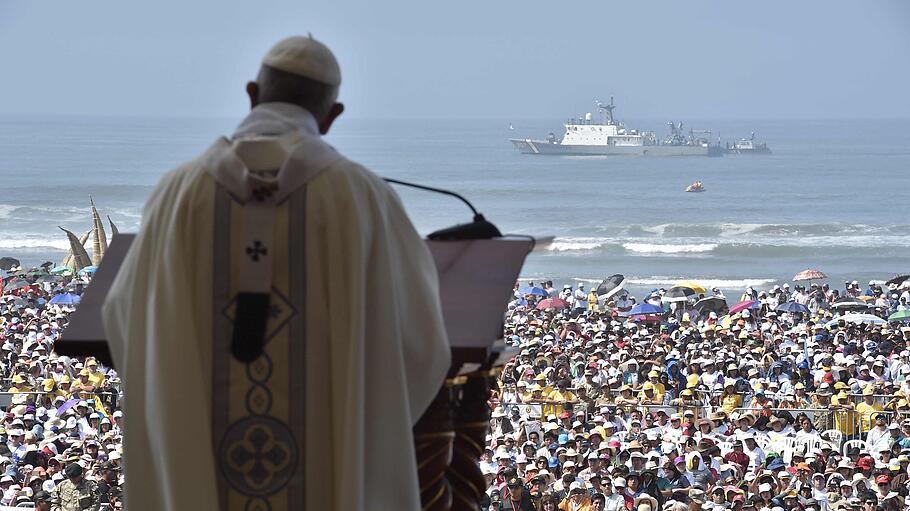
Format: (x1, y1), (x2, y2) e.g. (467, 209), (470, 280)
(2, 115), (909, 298)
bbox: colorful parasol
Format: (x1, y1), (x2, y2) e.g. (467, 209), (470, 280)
(793, 269), (827, 281)
(674, 280), (707, 294)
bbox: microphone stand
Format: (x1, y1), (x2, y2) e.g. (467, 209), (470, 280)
(384, 178), (502, 240)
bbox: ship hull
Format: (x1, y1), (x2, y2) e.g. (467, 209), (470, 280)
(728, 148), (772, 155)
(509, 139), (723, 156)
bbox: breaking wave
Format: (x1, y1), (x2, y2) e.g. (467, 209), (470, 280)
(625, 277), (778, 289)
(0, 205), (15, 220)
(547, 238), (611, 252)
(545, 222), (910, 257)
(0, 234), (70, 251)
(606, 222), (910, 239)
(622, 243), (717, 254)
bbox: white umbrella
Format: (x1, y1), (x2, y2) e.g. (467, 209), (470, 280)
(825, 313), (887, 327)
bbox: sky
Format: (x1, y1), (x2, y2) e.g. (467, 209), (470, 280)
(1, 0), (909, 120)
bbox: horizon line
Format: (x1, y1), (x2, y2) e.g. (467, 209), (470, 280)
(2, 111), (910, 123)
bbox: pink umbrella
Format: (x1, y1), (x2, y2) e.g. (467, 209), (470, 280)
(793, 269), (828, 281)
(729, 300), (760, 314)
(536, 297), (569, 310)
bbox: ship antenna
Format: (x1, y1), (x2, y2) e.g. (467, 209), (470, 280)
(596, 96), (616, 125)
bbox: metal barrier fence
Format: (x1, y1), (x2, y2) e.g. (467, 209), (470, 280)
(0, 391), (119, 412)
(496, 398), (910, 441)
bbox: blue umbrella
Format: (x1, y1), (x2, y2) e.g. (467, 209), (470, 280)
(622, 303), (664, 317)
(79, 265), (98, 275)
(519, 286), (548, 297)
(49, 292), (81, 305)
(56, 398), (80, 415)
(776, 302), (810, 314)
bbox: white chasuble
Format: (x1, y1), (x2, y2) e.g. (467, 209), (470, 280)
(102, 103), (451, 511)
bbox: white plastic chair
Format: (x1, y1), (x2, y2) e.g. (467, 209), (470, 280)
(717, 441), (733, 456)
(613, 430), (628, 443)
(821, 429), (843, 449)
(754, 435), (771, 451)
(796, 437), (822, 455)
(776, 437), (798, 455)
(842, 439), (868, 456)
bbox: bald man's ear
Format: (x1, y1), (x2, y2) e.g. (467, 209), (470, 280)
(246, 82), (259, 109)
(318, 103), (344, 135)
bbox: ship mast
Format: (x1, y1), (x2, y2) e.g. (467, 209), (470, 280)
(595, 96), (616, 125)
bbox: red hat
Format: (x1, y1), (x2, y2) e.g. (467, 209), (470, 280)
(876, 474), (890, 484)
(559, 411), (571, 419)
(857, 457), (874, 469)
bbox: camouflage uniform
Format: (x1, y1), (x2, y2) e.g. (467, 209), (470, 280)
(51, 478), (100, 511)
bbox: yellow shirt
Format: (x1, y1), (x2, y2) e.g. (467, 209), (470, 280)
(649, 381), (667, 402)
(638, 391), (661, 404)
(616, 395), (639, 407)
(543, 389), (576, 417)
(856, 401), (883, 432)
(832, 392), (857, 436)
(87, 370), (106, 388)
(721, 393), (743, 415)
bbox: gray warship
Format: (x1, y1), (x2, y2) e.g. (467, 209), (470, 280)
(509, 98), (724, 157)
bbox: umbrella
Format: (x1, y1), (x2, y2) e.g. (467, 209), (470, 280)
(622, 303), (664, 317)
(826, 313), (887, 327)
(793, 269), (827, 281)
(661, 286), (696, 303)
(79, 265), (98, 275)
(776, 302), (810, 314)
(596, 274), (625, 299)
(536, 298), (569, 310)
(0, 257), (20, 271)
(7, 297), (29, 308)
(729, 300), (761, 314)
(2, 280), (29, 292)
(50, 266), (74, 275)
(886, 275), (910, 288)
(520, 286), (550, 296)
(831, 298), (870, 311)
(35, 274), (63, 284)
(48, 292), (81, 305)
(55, 398), (80, 415)
(888, 310), (910, 322)
(694, 296), (728, 315)
(674, 280), (707, 294)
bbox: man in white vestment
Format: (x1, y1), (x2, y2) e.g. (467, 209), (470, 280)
(102, 35), (451, 511)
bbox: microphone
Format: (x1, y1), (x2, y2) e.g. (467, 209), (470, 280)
(384, 178), (502, 240)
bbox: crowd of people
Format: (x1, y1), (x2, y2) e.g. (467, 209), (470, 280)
(0, 263), (121, 510)
(483, 278), (910, 511)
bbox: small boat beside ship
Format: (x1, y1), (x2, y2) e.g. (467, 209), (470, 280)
(725, 132), (772, 154)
